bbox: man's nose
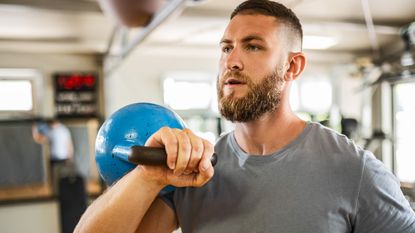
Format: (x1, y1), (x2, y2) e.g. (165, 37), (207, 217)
(225, 48), (243, 71)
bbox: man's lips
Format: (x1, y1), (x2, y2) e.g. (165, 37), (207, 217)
(224, 78), (246, 85)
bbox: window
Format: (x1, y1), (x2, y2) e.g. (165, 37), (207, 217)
(290, 75), (333, 121)
(0, 69), (41, 116)
(300, 77), (332, 113)
(163, 71), (216, 111)
(162, 71), (219, 142)
(393, 82), (415, 183)
(0, 80), (33, 111)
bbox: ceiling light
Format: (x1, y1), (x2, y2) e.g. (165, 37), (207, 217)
(303, 35), (337, 50)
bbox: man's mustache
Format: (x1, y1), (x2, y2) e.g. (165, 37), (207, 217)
(220, 71), (250, 84)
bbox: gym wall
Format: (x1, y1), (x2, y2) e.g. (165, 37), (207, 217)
(0, 52), (102, 233)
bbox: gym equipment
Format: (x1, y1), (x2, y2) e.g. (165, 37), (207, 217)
(58, 175), (87, 233)
(98, 0), (208, 28)
(95, 102), (217, 194)
(98, 0), (163, 27)
(341, 118), (358, 139)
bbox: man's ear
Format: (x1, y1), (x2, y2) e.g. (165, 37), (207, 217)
(285, 52), (306, 81)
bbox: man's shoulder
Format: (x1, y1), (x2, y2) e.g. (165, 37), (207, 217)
(305, 122), (370, 163)
(308, 122), (358, 148)
(214, 131), (232, 148)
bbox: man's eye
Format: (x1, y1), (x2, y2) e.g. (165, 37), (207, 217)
(222, 46), (232, 53)
(247, 45), (260, 51)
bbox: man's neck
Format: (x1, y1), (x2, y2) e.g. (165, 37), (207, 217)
(233, 106), (306, 156)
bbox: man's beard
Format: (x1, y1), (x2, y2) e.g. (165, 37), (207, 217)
(217, 69), (285, 122)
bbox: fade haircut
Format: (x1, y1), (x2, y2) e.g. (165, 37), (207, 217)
(231, 0), (303, 51)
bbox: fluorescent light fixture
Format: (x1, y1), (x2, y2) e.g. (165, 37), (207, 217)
(303, 35), (337, 50)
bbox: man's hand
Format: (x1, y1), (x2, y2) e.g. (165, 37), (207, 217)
(139, 127), (215, 188)
(32, 123), (48, 144)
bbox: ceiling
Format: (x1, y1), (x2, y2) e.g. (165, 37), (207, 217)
(0, 0), (414, 63)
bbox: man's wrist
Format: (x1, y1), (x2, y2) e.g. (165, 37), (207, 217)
(130, 167), (166, 194)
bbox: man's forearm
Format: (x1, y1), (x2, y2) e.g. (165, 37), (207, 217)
(74, 167), (164, 233)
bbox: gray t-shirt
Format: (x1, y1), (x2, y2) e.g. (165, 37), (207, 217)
(162, 122), (415, 233)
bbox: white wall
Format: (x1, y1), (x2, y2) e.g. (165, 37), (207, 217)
(0, 52), (101, 232)
(105, 45), (220, 115)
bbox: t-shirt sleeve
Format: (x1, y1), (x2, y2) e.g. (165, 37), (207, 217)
(354, 152), (415, 233)
(37, 122), (49, 136)
(159, 190), (176, 212)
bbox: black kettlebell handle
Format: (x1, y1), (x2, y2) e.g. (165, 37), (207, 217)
(128, 146), (218, 167)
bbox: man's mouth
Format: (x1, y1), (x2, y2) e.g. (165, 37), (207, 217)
(224, 78), (246, 85)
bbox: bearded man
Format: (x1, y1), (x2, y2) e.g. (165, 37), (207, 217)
(75, 1), (415, 232)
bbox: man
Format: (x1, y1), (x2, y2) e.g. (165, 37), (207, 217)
(33, 119), (74, 191)
(75, 1), (415, 232)
(32, 119), (74, 165)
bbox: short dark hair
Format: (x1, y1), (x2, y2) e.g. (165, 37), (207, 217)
(231, 0), (303, 49)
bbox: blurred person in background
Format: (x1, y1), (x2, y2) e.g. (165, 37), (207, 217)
(32, 119), (74, 192)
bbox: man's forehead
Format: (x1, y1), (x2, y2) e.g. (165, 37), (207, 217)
(222, 14), (281, 41)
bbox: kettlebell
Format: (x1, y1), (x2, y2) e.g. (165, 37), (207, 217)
(95, 102), (217, 195)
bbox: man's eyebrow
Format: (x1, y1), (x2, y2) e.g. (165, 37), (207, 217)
(220, 38), (232, 44)
(220, 35), (265, 45)
(241, 35), (265, 43)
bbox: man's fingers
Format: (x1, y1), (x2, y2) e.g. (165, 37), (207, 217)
(174, 129), (191, 175)
(143, 129), (164, 148)
(143, 127), (215, 189)
(170, 138), (214, 187)
(161, 127), (180, 170)
(144, 127), (178, 170)
(144, 127), (215, 188)
(194, 160), (214, 187)
(184, 129), (204, 173)
(199, 139), (214, 172)
(184, 139), (215, 187)
(168, 168), (214, 188)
